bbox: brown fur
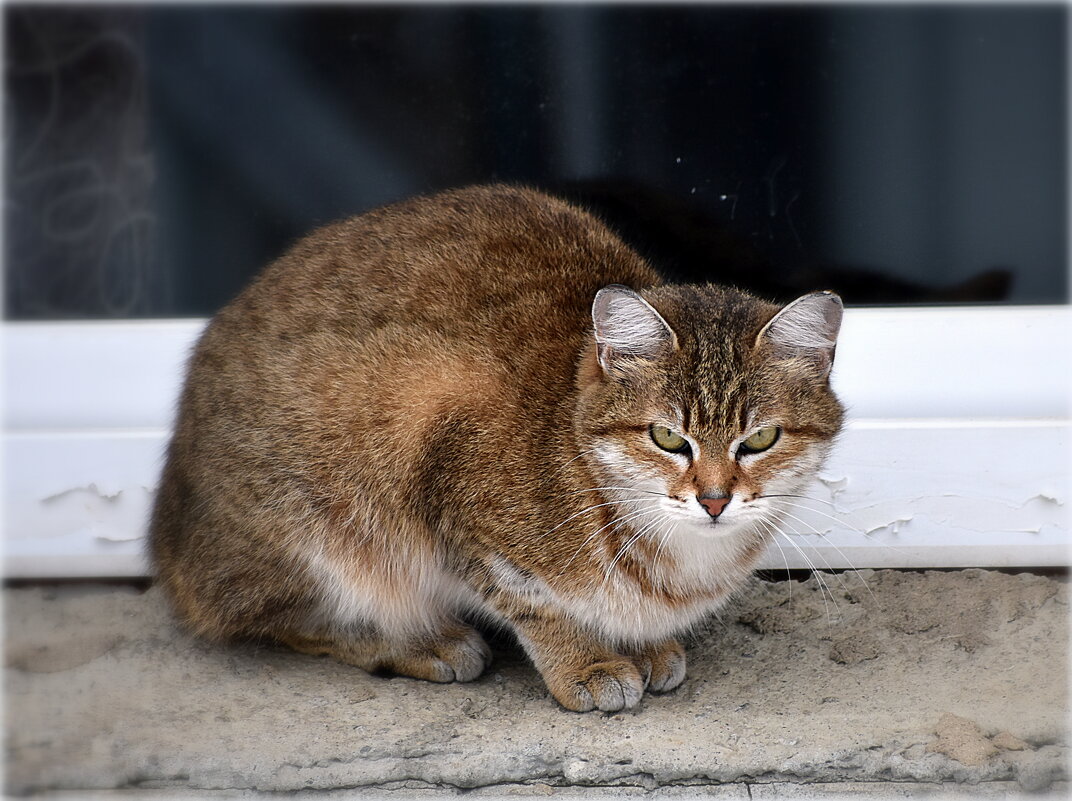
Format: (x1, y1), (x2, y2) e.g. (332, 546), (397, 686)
(150, 185), (843, 711)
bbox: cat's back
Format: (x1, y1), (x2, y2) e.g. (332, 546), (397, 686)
(169, 185), (661, 502)
(219, 184), (658, 349)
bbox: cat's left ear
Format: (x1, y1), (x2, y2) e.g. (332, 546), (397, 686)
(592, 285), (678, 374)
(756, 291), (843, 376)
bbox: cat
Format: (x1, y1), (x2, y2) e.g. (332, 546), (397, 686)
(149, 184), (844, 712)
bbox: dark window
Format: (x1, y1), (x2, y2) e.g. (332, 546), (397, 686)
(5, 4), (1067, 319)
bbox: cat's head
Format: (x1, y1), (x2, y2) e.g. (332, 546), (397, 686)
(575, 283), (844, 541)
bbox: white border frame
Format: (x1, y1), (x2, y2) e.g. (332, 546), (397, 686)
(4, 306), (1070, 578)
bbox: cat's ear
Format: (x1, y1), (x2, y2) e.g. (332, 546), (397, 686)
(592, 285), (678, 373)
(756, 291), (843, 376)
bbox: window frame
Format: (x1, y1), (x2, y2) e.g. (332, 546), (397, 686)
(3, 305), (1069, 578)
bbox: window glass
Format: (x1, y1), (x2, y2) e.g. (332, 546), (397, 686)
(5, 4), (1067, 319)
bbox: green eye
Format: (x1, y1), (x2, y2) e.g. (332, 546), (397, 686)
(739, 426), (780, 455)
(650, 424), (690, 454)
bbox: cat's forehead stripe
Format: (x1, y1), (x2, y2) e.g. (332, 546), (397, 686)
(686, 370), (748, 437)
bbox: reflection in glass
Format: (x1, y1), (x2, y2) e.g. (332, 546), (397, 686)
(5, 4), (1067, 319)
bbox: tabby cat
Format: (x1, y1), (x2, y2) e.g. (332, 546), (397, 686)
(150, 184), (844, 712)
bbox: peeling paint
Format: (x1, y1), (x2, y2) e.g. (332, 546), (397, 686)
(94, 532), (146, 543)
(27, 484), (155, 545)
(784, 482), (1067, 544)
(817, 474), (849, 502)
(1029, 490), (1065, 506)
(6, 420), (1068, 576)
(41, 483), (125, 504)
(863, 514), (914, 536)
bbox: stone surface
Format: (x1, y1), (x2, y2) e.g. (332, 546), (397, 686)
(926, 713), (1000, 767)
(19, 784), (1072, 800)
(5, 569), (1068, 796)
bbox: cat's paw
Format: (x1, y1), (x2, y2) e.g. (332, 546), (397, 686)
(393, 626), (492, 683)
(630, 639), (686, 693)
(550, 658), (646, 712)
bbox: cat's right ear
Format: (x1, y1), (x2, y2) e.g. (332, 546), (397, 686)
(592, 285), (678, 374)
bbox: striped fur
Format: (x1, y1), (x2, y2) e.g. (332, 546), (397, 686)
(149, 185), (843, 711)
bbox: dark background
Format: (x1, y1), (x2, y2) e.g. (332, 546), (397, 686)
(5, 3), (1068, 319)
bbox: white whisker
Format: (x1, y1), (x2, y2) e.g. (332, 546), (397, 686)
(772, 508), (856, 599)
(652, 518), (677, 567)
(565, 487), (668, 498)
(761, 493), (837, 508)
(766, 521), (839, 621)
(771, 499), (916, 560)
(543, 496), (658, 538)
(772, 506), (877, 606)
(561, 504), (665, 570)
(603, 514), (665, 584)
(552, 447), (601, 475)
(763, 521), (794, 607)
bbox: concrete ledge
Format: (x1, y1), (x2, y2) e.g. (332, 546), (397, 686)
(18, 782), (1072, 799)
(6, 569), (1067, 797)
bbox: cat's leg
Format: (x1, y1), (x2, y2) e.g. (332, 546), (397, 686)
(278, 621), (492, 683)
(495, 604), (646, 712)
(623, 639), (687, 693)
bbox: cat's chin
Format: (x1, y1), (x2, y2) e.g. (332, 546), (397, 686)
(670, 515), (757, 541)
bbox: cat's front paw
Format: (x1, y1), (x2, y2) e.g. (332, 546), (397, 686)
(549, 658), (645, 712)
(629, 639), (686, 693)
(393, 625), (492, 683)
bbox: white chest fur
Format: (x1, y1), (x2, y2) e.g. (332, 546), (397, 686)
(486, 525), (765, 646)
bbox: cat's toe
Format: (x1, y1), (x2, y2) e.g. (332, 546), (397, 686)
(388, 627), (491, 683)
(647, 646), (686, 693)
(554, 659), (645, 712)
(629, 639), (686, 693)
(434, 628), (492, 683)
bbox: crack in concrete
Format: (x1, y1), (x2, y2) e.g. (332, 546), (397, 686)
(117, 775), (1067, 795)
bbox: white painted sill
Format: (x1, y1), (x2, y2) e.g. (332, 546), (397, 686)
(3, 306), (1070, 578)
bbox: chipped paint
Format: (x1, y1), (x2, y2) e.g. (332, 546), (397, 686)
(4, 419), (1070, 577)
(862, 514), (914, 537)
(30, 483), (153, 545)
(1029, 490), (1065, 505)
(755, 420), (1069, 571)
(41, 483), (125, 504)
(817, 474), (850, 503)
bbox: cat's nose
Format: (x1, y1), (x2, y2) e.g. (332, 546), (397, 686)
(698, 495), (731, 519)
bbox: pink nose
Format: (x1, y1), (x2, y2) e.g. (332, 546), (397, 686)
(699, 495), (731, 518)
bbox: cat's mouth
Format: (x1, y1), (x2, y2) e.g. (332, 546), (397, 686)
(663, 499), (775, 540)
(668, 511), (748, 539)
